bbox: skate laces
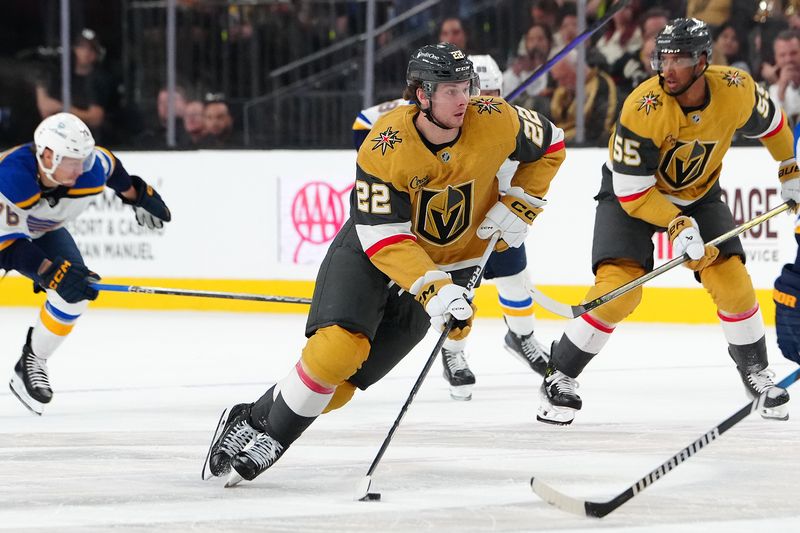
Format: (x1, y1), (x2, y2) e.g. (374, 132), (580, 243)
(245, 433), (284, 469)
(220, 417), (257, 456)
(25, 355), (51, 390)
(518, 334), (547, 363)
(443, 349), (469, 373)
(746, 368), (777, 394)
(547, 371), (579, 395)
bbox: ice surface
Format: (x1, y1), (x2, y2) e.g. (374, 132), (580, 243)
(0, 308), (798, 531)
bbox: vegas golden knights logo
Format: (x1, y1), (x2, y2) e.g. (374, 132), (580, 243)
(658, 140), (717, 190)
(416, 182), (473, 245)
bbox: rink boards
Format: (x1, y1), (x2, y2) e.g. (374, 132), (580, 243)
(1, 147), (793, 324)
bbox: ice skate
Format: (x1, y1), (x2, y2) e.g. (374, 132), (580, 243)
(441, 348), (475, 401)
(736, 367), (790, 421)
(8, 328), (52, 416)
(537, 364), (581, 425)
(504, 330), (549, 376)
(227, 431), (286, 486)
(202, 403), (258, 480)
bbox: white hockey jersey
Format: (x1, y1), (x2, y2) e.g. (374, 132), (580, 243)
(0, 143), (116, 250)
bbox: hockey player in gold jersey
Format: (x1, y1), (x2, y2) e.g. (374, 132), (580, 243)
(203, 43), (566, 485)
(537, 18), (798, 426)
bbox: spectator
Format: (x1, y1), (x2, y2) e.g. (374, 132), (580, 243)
(615, 32), (658, 98)
(595, 0), (643, 69)
(137, 86), (188, 148)
(549, 51), (617, 146)
(438, 17), (468, 52)
(504, 23), (553, 105)
(686, 0), (731, 31)
(639, 8), (670, 41)
(607, 8), (668, 92)
(183, 99), (205, 146)
(516, 0), (559, 57)
(768, 30), (800, 126)
(200, 94), (236, 147)
(552, 2), (579, 51)
(712, 22), (750, 72)
(35, 28), (115, 140)
(530, 0), (559, 30)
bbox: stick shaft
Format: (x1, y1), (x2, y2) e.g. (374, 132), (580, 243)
(93, 283), (312, 305)
(364, 233), (500, 477)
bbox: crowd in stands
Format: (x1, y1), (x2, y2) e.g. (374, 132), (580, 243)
(2, 1), (800, 149)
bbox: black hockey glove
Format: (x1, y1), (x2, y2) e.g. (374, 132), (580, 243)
(121, 175), (172, 229)
(38, 257), (101, 303)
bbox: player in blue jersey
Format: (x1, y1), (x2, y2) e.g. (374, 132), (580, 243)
(351, 54), (551, 401)
(773, 122), (800, 368)
(0, 112), (171, 414)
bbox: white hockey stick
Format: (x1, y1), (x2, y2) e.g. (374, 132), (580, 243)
(532, 201), (795, 319)
(531, 366), (800, 517)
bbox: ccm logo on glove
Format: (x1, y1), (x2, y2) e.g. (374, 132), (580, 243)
(508, 199), (538, 223)
(47, 260), (71, 290)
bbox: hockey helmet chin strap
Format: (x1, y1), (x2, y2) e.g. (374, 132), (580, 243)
(658, 60), (709, 97)
(420, 103), (456, 131)
(418, 81), (457, 131)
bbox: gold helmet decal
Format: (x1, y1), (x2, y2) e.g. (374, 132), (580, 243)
(658, 140), (717, 190)
(416, 182), (474, 245)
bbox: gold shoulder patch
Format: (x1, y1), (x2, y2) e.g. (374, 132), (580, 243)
(471, 97), (502, 115)
(637, 91), (662, 115)
(722, 69), (745, 87)
(371, 126), (403, 155)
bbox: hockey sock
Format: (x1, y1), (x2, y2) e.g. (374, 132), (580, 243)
(553, 313), (616, 378)
(31, 293), (88, 359)
(442, 337), (468, 353)
(495, 272), (535, 335)
(719, 305), (768, 372)
(259, 362), (334, 446)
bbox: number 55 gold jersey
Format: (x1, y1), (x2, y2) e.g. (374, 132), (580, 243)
(609, 65), (794, 227)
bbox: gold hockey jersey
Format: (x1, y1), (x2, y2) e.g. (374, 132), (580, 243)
(353, 97), (566, 291)
(609, 65), (794, 227)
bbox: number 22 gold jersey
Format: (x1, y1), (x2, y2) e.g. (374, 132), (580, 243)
(352, 97), (566, 291)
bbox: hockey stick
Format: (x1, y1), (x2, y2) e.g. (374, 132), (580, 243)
(505, 0), (630, 102)
(354, 232), (501, 502)
(531, 366), (800, 518)
(532, 200), (796, 319)
(92, 283), (312, 305)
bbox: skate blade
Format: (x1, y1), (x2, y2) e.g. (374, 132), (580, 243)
(449, 384), (473, 401)
(201, 407), (231, 480)
(224, 471), (244, 488)
(537, 400), (576, 425)
(8, 379), (44, 416)
(760, 403), (789, 421)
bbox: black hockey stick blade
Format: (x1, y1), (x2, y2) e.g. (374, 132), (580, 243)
(531, 201), (795, 319)
(531, 366), (800, 518)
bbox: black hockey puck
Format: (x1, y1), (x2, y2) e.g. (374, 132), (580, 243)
(360, 492), (381, 501)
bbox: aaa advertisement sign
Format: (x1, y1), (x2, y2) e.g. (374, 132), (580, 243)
(280, 176), (354, 264)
